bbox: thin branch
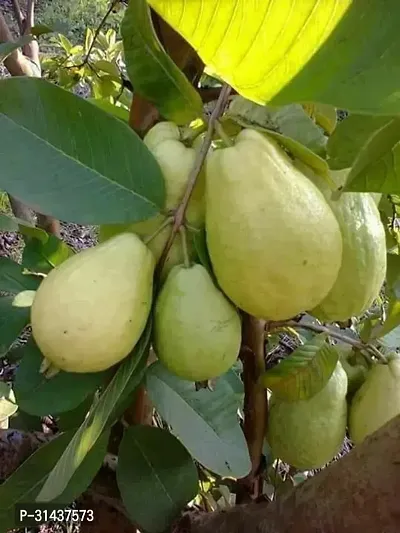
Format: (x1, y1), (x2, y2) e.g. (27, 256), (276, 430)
(156, 83), (232, 278)
(11, 0), (24, 34)
(284, 320), (387, 363)
(83, 0), (120, 64)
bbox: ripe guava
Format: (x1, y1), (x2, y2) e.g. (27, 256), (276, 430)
(31, 233), (154, 373)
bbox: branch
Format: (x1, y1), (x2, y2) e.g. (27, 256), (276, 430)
(11, 0), (24, 34)
(0, 10), (33, 76)
(236, 315), (268, 503)
(178, 414), (400, 533)
(156, 83), (232, 278)
(283, 320), (387, 363)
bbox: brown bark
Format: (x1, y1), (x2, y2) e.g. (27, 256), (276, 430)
(236, 315), (267, 502)
(176, 413), (400, 533)
(0, 429), (50, 480)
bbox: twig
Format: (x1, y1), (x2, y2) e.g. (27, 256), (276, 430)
(284, 320), (387, 363)
(180, 226), (191, 268)
(11, 0), (24, 34)
(83, 0), (120, 64)
(156, 83), (232, 278)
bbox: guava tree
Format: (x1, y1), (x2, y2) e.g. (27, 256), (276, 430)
(0, 1), (400, 533)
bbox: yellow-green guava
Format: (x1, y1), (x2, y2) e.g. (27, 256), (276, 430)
(298, 166), (387, 322)
(99, 121), (205, 280)
(349, 354), (400, 445)
(31, 233), (154, 373)
(205, 128), (343, 321)
(154, 263), (241, 381)
(266, 361), (348, 470)
(338, 345), (369, 398)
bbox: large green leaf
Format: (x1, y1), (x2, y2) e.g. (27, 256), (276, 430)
(0, 430), (109, 532)
(0, 36), (34, 62)
(146, 362), (251, 478)
(149, 0), (400, 114)
(121, 0), (202, 125)
(327, 115), (391, 170)
(14, 339), (110, 416)
(260, 334), (339, 401)
(0, 77), (165, 225)
(36, 322), (151, 502)
(227, 97), (327, 157)
(0, 257), (40, 294)
(0, 295), (31, 358)
(344, 118), (400, 194)
(117, 426), (198, 533)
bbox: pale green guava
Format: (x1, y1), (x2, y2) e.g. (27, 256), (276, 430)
(205, 129), (343, 321)
(154, 263), (241, 381)
(349, 354), (400, 445)
(267, 361), (348, 470)
(31, 233), (154, 373)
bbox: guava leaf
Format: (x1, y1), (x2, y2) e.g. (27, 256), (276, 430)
(0, 383), (17, 422)
(0, 258), (40, 294)
(36, 321), (151, 502)
(378, 323), (400, 349)
(149, 0), (400, 115)
(0, 77), (165, 225)
(386, 254), (400, 299)
(260, 334), (339, 402)
(0, 214), (18, 232)
(146, 362), (251, 478)
(227, 97), (327, 157)
(8, 411), (43, 432)
(327, 115), (391, 170)
(0, 36), (34, 62)
(121, 0), (202, 125)
(20, 226), (73, 274)
(117, 426), (198, 533)
(190, 227), (215, 280)
(14, 339), (110, 416)
(344, 118), (400, 194)
(303, 103), (337, 135)
(87, 98), (129, 122)
(0, 295), (31, 358)
(0, 430), (109, 531)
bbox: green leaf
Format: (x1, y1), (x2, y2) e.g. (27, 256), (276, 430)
(190, 227), (214, 280)
(373, 297), (400, 339)
(0, 295), (31, 358)
(227, 98), (327, 157)
(30, 22), (69, 36)
(0, 77), (165, 225)
(0, 383), (17, 422)
(0, 214), (18, 232)
(303, 102), (337, 135)
(146, 362), (251, 478)
(14, 339), (109, 416)
(20, 226), (73, 273)
(36, 322), (151, 502)
(0, 36), (34, 62)
(378, 323), (400, 349)
(87, 98), (129, 122)
(0, 257), (40, 294)
(150, 0), (400, 114)
(260, 334), (339, 401)
(56, 397), (94, 432)
(0, 430), (109, 531)
(8, 410), (43, 432)
(327, 115), (391, 170)
(94, 59), (121, 78)
(344, 118), (400, 193)
(121, 0), (202, 125)
(117, 426), (198, 533)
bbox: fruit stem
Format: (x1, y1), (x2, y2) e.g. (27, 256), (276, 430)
(143, 216), (174, 246)
(180, 226), (191, 268)
(281, 320), (388, 364)
(215, 120), (234, 147)
(156, 83), (232, 279)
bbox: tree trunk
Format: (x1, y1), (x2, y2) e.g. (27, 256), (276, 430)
(177, 414), (400, 533)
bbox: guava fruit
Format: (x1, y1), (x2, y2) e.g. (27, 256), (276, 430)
(302, 167), (387, 322)
(31, 233), (154, 373)
(349, 354), (400, 445)
(267, 361), (348, 470)
(205, 128), (343, 321)
(154, 264), (241, 381)
(99, 121), (204, 279)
